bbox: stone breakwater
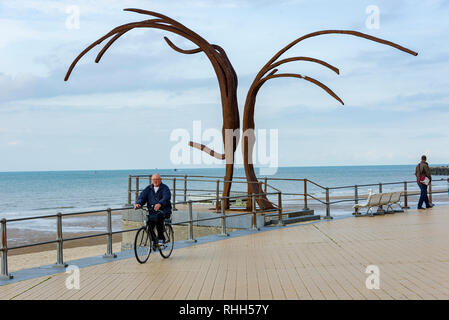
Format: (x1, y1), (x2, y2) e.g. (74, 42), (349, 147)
(430, 166), (449, 175)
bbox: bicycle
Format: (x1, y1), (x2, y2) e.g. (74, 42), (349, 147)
(134, 205), (174, 263)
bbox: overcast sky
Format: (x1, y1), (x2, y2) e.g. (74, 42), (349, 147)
(1, 0), (448, 171)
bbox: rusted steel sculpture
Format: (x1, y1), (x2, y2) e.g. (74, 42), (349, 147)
(64, 9), (239, 209)
(243, 30), (418, 210)
(65, 9), (418, 211)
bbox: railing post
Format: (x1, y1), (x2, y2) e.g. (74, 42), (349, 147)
(403, 181), (409, 209)
(429, 181), (433, 204)
(264, 177), (268, 194)
(277, 192), (284, 226)
(250, 194), (259, 231)
(219, 198), (229, 237)
(1, 219), (13, 280)
(324, 188), (333, 220)
(127, 175), (132, 206)
(172, 178), (177, 211)
(184, 175), (188, 202)
(103, 208), (117, 259)
(303, 179), (309, 211)
(186, 201), (197, 243)
(216, 180), (220, 213)
(54, 212), (67, 268)
(353, 185), (359, 215)
(377, 183), (384, 213)
(135, 177), (140, 203)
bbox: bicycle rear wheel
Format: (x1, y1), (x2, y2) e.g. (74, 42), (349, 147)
(134, 227), (152, 264)
(159, 224), (174, 258)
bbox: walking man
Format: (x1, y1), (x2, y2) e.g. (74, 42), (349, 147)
(415, 155), (433, 210)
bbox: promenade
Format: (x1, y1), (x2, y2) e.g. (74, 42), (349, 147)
(1, 205), (448, 300)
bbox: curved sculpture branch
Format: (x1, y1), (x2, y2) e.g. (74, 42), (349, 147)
(64, 9), (240, 208)
(189, 142), (226, 160)
(243, 30), (418, 210)
(256, 30), (418, 82)
(163, 37), (203, 54)
(267, 56), (340, 75)
(257, 73), (344, 105)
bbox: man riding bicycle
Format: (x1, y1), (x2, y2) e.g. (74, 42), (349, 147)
(134, 173), (172, 247)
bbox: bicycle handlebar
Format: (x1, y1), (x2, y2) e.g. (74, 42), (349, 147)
(135, 204), (162, 215)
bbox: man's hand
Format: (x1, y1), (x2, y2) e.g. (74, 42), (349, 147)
(154, 203), (162, 211)
(134, 203), (142, 210)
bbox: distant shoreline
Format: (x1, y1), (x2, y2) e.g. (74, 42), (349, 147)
(431, 166), (449, 175)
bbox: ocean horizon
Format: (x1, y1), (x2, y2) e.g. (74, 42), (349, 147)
(2, 163), (449, 174)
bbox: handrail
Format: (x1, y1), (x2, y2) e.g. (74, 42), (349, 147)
(303, 179), (327, 190)
(327, 178), (447, 190)
(1, 190), (285, 279)
(2, 174), (448, 280)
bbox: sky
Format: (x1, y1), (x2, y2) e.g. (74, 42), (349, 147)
(1, 0), (449, 171)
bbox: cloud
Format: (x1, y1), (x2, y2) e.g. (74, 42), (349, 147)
(7, 140), (22, 146)
(1, 0), (449, 170)
(2, 87), (220, 111)
(0, 19), (46, 48)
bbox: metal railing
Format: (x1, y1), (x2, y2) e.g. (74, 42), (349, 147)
(127, 174), (282, 212)
(324, 178), (448, 214)
(1, 174), (447, 281)
(128, 174), (448, 217)
(0, 190), (283, 280)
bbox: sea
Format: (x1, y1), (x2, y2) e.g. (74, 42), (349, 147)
(1, 165), (448, 232)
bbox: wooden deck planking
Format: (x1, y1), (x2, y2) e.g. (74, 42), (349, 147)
(1, 205), (449, 300)
(0, 275), (51, 300)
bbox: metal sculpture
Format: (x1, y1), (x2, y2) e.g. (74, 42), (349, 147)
(64, 9), (239, 209)
(65, 9), (418, 211)
(243, 31), (417, 210)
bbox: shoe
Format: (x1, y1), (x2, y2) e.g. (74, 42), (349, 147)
(426, 204), (434, 208)
(417, 207), (425, 210)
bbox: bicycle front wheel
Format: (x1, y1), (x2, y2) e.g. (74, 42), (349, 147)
(159, 224), (174, 259)
(134, 227), (152, 264)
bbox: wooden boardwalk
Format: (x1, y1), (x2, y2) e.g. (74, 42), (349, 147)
(1, 205), (449, 300)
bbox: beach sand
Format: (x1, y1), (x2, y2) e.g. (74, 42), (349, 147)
(8, 240), (123, 273)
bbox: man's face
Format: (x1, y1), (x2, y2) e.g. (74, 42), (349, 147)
(152, 175), (162, 187)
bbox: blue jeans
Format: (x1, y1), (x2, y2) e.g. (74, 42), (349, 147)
(418, 183), (430, 209)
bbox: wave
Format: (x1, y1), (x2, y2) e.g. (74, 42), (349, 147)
(32, 206), (76, 211)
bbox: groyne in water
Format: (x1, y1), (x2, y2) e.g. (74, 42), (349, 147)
(430, 166), (449, 175)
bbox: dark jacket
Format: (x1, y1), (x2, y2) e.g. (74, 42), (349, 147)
(136, 183), (172, 215)
(415, 161), (431, 181)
